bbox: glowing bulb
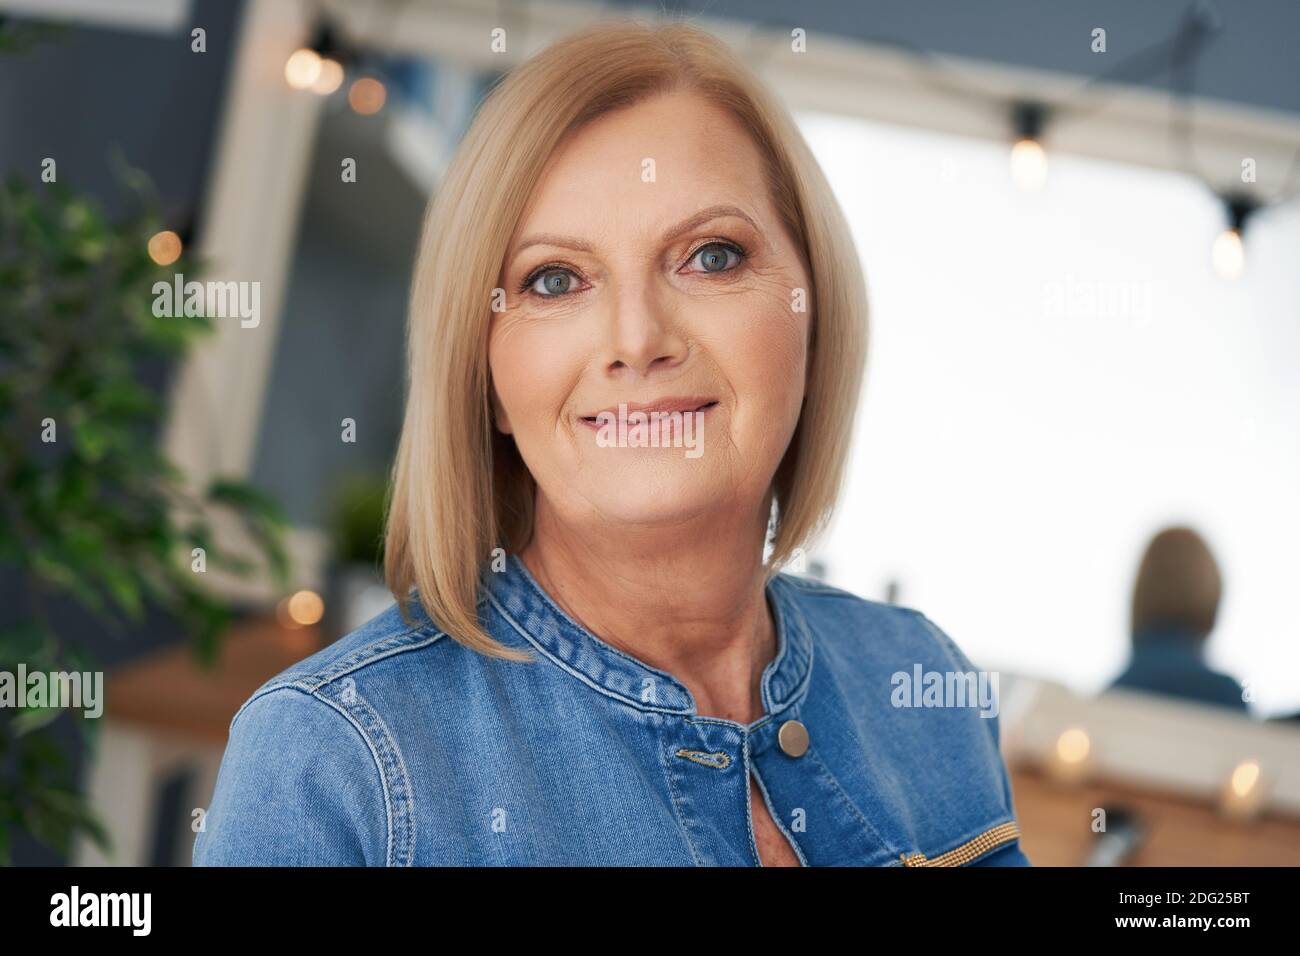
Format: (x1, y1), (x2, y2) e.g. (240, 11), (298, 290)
(1212, 227), (1245, 280)
(1220, 759), (1266, 820)
(1010, 138), (1048, 191)
(311, 57), (344, 95)
(278, 590), (325, 628)
(1056, 727), (1091, 764)
(1045, 726), (1092, 784)
(147, 230), (182, 266)
(1230, 759), (1260, 797)
(285, 48), (322, 90)
(348, 77), (386, 115)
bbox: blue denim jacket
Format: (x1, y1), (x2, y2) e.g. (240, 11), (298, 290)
(194, 553), (1030, 866)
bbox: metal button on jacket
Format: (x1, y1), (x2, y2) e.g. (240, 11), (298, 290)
(778, 719), (809, 757)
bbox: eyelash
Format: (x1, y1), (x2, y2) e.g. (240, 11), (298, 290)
(517, 239), (749, 298)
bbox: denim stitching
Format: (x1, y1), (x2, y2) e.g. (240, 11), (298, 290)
(739, 740), (763, 866)
(658, 733), (704, 866)
(301, 628), (447, 691)
(804, 743), (901, 861)
(226, 626), (446, 733)
(486, 590), (695, 716)
(226, 685), (395, 866)
(674, 749), (732, 769)
(314, 680), (417, 867)
(501, 557), (698, 709)
(748, 756), (810, 867)
(767, 579), (816, 712)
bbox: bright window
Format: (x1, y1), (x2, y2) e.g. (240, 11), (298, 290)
(798, 110), (1300, 715)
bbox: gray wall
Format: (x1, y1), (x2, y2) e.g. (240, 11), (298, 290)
(611, 0), (1300, 117)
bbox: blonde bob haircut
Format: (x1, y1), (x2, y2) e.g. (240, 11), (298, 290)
(385, 19), (868, 660)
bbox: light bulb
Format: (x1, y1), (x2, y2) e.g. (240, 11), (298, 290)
(1212, 227), (1245, 280)
(312, 57), (344, 95)
(278, 590), (325, 628)
(1046, 726), (1092, 784)
(1010, 138), (1048, 191)
(147, 230), (182, 266)
(1220, 759), (1266, 821)
(348, 77), (386, 115)
(285, 48), (322, 90)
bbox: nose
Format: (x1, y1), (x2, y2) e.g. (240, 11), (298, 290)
(601, 280), (688, 378)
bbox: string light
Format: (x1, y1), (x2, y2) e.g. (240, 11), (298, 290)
(1219, 759), (1266, 820)
(1211, 194), (1258, 281)
(285, 22), (347, 96)
(278, 590), (325, 628)
(349, 77), (387, 115)
(1046, 726), (1092, 784)
(1009, 102), (1048, 192)
(312, 56), (345, 95)
(147, 229), (182, 266)
(284, 47), (322, 90)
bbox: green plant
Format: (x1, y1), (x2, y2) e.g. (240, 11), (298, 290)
(328, 472), (389, 567)
(0, 166), (289, 864)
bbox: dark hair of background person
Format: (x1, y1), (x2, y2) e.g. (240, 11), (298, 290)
(1131, 526), (1222, 640)
(1110, 526), (1248, 714)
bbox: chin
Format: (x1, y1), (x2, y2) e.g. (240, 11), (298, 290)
(581, 459), (734, 528)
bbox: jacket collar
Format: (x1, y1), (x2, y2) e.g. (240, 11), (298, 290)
(483, 552), (813, 720)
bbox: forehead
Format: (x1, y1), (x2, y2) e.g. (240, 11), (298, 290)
(513, 90), (772, 241)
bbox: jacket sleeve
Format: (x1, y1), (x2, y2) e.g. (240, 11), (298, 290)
(919, 612), (1034, 867)
(193, 686), (389, 866)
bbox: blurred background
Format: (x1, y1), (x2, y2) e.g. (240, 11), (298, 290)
(1, 0), (1297, 866)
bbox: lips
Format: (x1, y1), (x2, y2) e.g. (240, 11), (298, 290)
(580, 397), (718, 425)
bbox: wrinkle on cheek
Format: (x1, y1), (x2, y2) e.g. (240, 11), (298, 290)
(737, 271), (809, 373)
(490, 314), (591, 449)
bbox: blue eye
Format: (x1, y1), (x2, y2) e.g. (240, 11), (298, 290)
(528, 268), (576, 296)
(689, 241), (744, 273)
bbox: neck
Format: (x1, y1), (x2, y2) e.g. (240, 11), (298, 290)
(519, 495), (777, 724)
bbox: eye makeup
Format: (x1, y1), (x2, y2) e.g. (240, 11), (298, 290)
(515, 235), (751, 299)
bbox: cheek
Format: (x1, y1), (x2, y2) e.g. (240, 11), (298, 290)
(488, 317), (586, 429)
(695, 284), (808, 417)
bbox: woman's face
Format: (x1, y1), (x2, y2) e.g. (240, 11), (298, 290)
(489, 90), (811, 531)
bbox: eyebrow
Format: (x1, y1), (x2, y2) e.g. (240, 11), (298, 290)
(507, 204), (760, 261)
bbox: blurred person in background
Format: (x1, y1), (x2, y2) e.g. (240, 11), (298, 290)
(1110, 526), (1247, 712)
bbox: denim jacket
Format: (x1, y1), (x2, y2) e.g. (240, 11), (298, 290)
(194, 553), (1030, 866)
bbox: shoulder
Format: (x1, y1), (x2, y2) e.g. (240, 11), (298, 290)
(771, 572), (1007, 756)
(774, 574), (1029, 864)
(234, 598), (449, 713)
(196, 599), (457, 866)
(770, 572), (979, 673)
(194, 681), (390, 864)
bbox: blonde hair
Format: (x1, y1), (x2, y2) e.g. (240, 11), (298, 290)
(385, 19), (868, 659)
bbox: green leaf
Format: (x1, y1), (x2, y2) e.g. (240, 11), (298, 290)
(206, 478), (288, 525)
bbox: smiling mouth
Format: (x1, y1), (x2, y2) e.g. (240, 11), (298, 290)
(579, 399), (719, 425)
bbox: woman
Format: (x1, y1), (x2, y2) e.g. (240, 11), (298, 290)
(1110, 526), (1246, 712)
(195, 20), (1029, 867)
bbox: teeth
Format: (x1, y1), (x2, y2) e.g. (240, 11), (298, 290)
(583, 402), (716, 418)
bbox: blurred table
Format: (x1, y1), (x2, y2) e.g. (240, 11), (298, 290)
(78, 616), (322, 864)
(104, 616), (323, 743)
(1011, 763), (1300, 865)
